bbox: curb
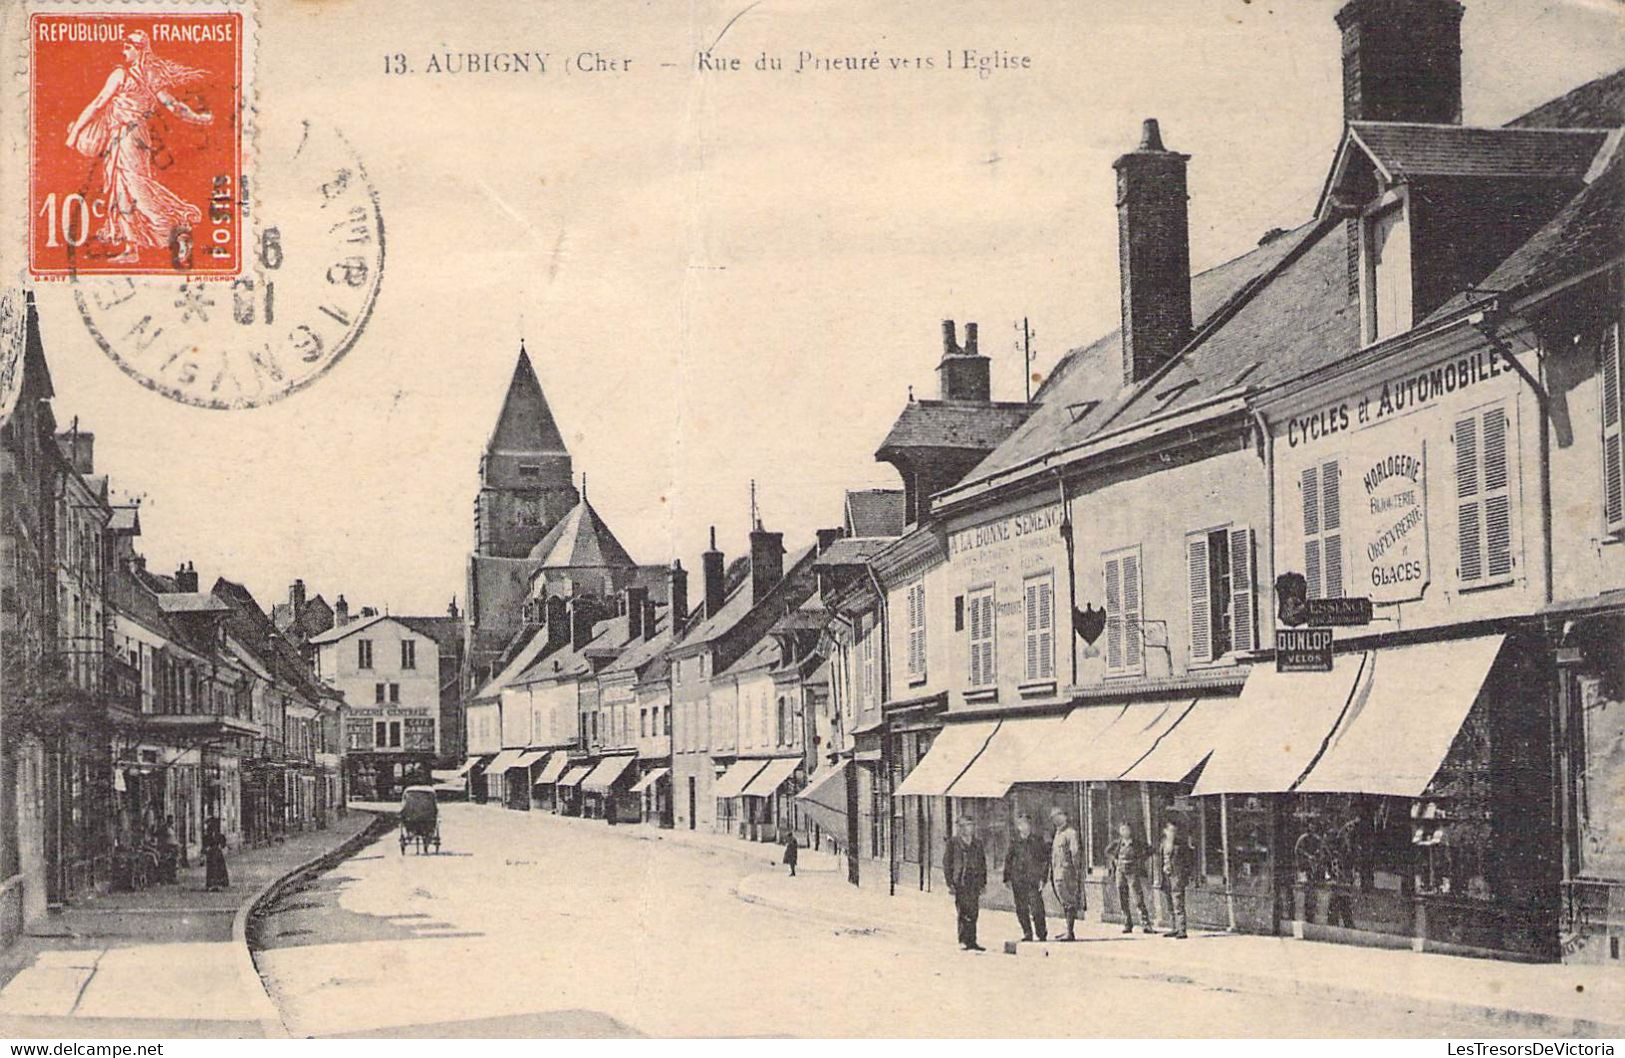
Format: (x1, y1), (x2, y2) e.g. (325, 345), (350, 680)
(231, 811), (394, 1039)
(733, 871), (1625, 1038)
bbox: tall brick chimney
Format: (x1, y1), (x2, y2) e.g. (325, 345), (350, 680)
(643, 596), (659, 641)
(624, 586), (648, 640)
(289, 579), (306, 614)
(1114, 119), (1192, 385)
(334, 594), (349, 626)
(1335, 0), (1464, 126)
(749, 527), (784, 605)
(669, 561), (689, 632)
(702, 527), (726, 617)
(174, 561), (198, 593)
(937, 320), (990, 402)
(546, 595), (570, 650)
(570, 598), (595, 651)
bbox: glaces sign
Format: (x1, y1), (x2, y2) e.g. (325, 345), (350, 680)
(1357, 442), (1429, 604)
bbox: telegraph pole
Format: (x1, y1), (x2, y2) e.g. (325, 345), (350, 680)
(1016, 317), (1037, 402)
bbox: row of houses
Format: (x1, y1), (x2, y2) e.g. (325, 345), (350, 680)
(458, 0), (1624, 966)
(0, 293), (348, 948)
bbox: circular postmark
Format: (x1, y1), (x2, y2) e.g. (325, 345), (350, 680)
(72, 118), (384, 409)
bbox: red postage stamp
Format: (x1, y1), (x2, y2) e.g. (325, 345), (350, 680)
(29, 11), (244, 278)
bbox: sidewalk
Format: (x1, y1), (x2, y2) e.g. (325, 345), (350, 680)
(0, 810), (382, 1039)
(732, 851), (1625, 1038)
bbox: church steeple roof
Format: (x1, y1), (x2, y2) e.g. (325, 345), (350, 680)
(487, 343), (568, 456)
(526, 495), (637, 569)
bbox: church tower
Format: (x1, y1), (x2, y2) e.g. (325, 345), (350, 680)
(473, 344), (579, 558)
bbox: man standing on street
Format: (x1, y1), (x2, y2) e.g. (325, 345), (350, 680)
(943, 816), (988, 951)
(1049, 808), (1085, 940)
(1003, 813), (1050, 943)
(1110, 821), (1156, 934)
(1159, 820), (1195, 939)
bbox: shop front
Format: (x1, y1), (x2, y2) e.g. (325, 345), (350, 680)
(555, 762), (593, 816)
(738, 757), (801, 842)
(1193, 631), (1558, 960)
(530, 752), (569, 811)
(630, 765), (671, 827)
(580, 753), (639, 822)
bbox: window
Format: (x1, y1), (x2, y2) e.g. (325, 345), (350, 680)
(388, 682), (400, 704)
(1601, 324), (1623, 534)
(1188, 526), (1255, 664)
(905, 581), (927, 682)
(401, 640), (416, 669)
(1301, 460), (1344, 599)
(859, 613), (878, 707)
(518, 463), (540, 478)
(662, 706), (670, 736)
(1455, 405), (1514, 586)
(966, 586), (996, 687)
(640, 709), (648, 738)
(1023, 571), (1056, 683)
(778, 696), (792, 746)
(389, 721), (401, 748)
(374, 720), (387, 747)
(357, 639), (373, 669)
(374, 682), (385, 704)
(1364, 200), (1411, 343)
(1104, 547), (1143, 676)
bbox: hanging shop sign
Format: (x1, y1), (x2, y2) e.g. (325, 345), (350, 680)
(1276, 627), (1334, 673)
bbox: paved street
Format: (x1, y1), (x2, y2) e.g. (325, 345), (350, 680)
(254, 804), (1513, 1038)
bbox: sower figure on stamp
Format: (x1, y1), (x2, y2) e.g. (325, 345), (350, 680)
(65, 31), (214, 264)
(1108, 822), (1155, 934)
(1003, 813), (1050, 943)
(1159, 820), (1195, 939)
(1049, 808), (1085, 940)
(943, 816), (988, 951)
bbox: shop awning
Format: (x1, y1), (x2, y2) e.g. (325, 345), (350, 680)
(796, 761), (849, 834)
(1042, 699), (1193, 782)
(533, 753), (570, 786)
(485, 749), (526, 773)
(945, 714), (1066, 798)
(556, 764), (594, 788)
(1192, 653), (1369, 796)
(1120, 697), (1236, 784)
(740, 757), (800, 798)
(511, 749), (548, 770)
(893, 720), (998, 796)
(451, 756), (484, 777)
(713, 758), (770, 799)
(629, 767), (669, 793)
(1294, 635), (1505, 797)
(581, 755), (636, 793)
(1022, 704), (1127, 781)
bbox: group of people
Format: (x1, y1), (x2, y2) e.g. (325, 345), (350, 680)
(944, 810), (1195, 951)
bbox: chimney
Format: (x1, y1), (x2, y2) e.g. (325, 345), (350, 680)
(669, 561), (689, 631)
(546, 595), (571, 649)
(1115, 119), (1192, 385)
(702, 527), (725, 617)
(937, 320), (991, 402)
(643, 597), (659, 641)
(625, 586), (648, 640)
(289, 579), (306, 613)
(750, 526), (785, 605)
(570, 599), (595, 651)
(1335, 0), (1464, 125)
(447, 597), (460, 620)
(816, 527), (845, 554)
(55, 431), (95, 475)
(174, 561), (198, 593)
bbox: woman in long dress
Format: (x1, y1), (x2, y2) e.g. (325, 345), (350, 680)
(64, 30), (214, 264)
(202, 816), (229, 892)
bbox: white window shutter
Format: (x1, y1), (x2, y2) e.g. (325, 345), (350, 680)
(1321, 461), (1343, 599)
(1039, 578), (1054, 679)
(1603, 324), (1624, 531)
(981, 594), (996, 684)
(1188, 535), (1211, 664)
(1104, 557), (1123, 671)
(1482, 407), (1513, 579)
(1024, 581), (1039, 681)
(1301, 467), (1323, 599)
(1229, 527), (1255, 653)
(1455, 415), (1484, 582)
(1123, 553), (1143, 672)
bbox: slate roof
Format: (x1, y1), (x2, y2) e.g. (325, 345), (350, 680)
(955, 222), (1311, 492)
(1348, 123), (1609, 181)
(526, 497), (636, 568)
(467, 554), (538, 640)
(398, 615), (465, 653)
(812, 537), (895, 568)
(601, 610), (673, 679)
(308, 611), (394, 644)
(487, 346), (567, 455)
(512, 617), (620, 686)
(1509, 69), (1625, 130)
(471, 625), (555, 700)
(844, 489), (905, 538)
(107, 507), (140, 534)
(1428, 143), (1624, 320)
(721, 634), (780, 677)
(876, 400), (1035, 457)
(156, 591), (234, 614)
(678, 545), (817, 650)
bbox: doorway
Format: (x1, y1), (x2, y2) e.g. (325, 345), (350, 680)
(687, 776), (696, 830)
